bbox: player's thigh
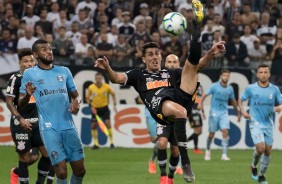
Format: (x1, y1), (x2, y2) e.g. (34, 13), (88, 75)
(250, 126), (265, 145)
(11, 122), (33, 155)
(263, 127), (273, 147)
(30, 124), (44, 149)
(63, 128), (85, 163)
(146, 115), (157, 138)
(180, 62), (198, 95)
(208, 114), (220, 133)
(40, 129), (66, 166)
(219, 113), (230, 131)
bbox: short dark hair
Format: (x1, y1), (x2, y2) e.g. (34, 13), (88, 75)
(32, 39), (48, 52)
(257, 64), (270, 71)
(220, 69), (230, 75)
(95, 72), (103, 77)
(142, 42), (160, 56)
(18, 48), (32, 61)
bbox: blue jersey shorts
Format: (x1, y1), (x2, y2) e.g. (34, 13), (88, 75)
(249, 125), (273, 146)
(145, 108), (157, 138)
(40, 128), (85, 166)
(208, 112), (230, 133)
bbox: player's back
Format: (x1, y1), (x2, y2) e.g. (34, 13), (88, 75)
(20, 65), (77, 130)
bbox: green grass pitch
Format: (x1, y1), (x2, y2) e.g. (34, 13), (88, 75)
(0, 146), (281, 184)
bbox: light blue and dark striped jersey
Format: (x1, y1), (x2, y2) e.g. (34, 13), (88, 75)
(240, 82), (282, 127)
(20, 65), (77, 131)
(206, 81), (235, 114)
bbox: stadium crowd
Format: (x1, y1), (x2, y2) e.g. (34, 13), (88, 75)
(0, 0), (282, 78)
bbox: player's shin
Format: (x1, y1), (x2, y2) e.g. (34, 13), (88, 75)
(70, 173), (83, 184)
(188, 21), (202, 66)
(174, 118), (190, 166)
(259, 155), (270, 176)
(18, 161), (29, 184)
(252, 151), (261, 168)
(36, 156), (51, 184)
(168, 155), (179, 179)
(158, 149), (167, 176)
(151, 142), (158, 161)
(222, 138), (229, 155)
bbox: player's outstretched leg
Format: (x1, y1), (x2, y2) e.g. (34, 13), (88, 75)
(258, 154), (270, 184)
(47, 166), (55, 184)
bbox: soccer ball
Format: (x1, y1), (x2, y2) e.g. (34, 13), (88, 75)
(162, 12), (187, 36)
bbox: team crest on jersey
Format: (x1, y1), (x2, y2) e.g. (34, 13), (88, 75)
(17, 141), (25, 150)
(57, 75), (64, 81)
(161, 72), (170, 79)
(157, 125), (164, 135)
(269, 94), (273, 99)
(51, 151), (59, 159)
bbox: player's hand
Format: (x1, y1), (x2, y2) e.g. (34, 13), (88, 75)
(25, 82), (36, 96)
(209, 41), (226, 56)
(69, 99), (80, 115)
(94, 56), (110, 70)
(241, 110), (250, 119)
(274, 105), (282, 113)
(197, 103), (203, 110)
(113, 105), (117, 113)
(19, 118), (32, 131)
(91, 107), (97, 115)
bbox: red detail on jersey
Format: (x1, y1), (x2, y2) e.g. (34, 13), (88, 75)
(146, 80), (169, 90)
(29, 95), (36, 103)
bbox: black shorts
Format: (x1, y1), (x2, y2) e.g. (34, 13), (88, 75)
(91, 106), (110, 122)
(10, 119), (44, 154)
(157, 123), (177, 146)
(188, 109), (203, 128)
(148, 84), (199, 125)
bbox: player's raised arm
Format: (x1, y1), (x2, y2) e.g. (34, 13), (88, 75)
(18, 82), (36, 108)
(198, 41), (226, 71)
(94, 56), (126, 84)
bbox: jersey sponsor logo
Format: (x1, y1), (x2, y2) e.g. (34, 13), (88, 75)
(15, 133), (28, 140)
(57, 75), (64, 81)
(17, 141), (25, 150)
(45, 122), (52, 128)
(269, 94), (273, 99)
(151, 96), (161, 109)
(146, 80), (169, 90)
(253, 101), (274, 107)
(39, 88), (67, 97)
(37, 79), (44, 84)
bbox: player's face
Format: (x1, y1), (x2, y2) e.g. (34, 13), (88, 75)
(220, 72), (230, 84)
(19, 55), (35, 71)
(143, 48), (162, 72)
(34, 43), (54, 65)
(257, 67), (270, 83)
(95, 75), (103, 84)
(165, 55), (180, 69)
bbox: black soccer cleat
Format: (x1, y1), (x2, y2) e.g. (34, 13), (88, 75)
(182, 164), (195, 183)
(258, 175), (268, 184)
(250, 166), (258, 181)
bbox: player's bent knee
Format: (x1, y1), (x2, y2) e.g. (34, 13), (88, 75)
(74, 168), (86, 177)
(157, 138), (168, 149)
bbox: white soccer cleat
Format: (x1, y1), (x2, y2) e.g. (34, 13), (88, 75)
(204, 150), (211, 161)
(221, 154), (230, 161)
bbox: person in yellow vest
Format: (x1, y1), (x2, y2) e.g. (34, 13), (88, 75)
(86, 72), (117, 149)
